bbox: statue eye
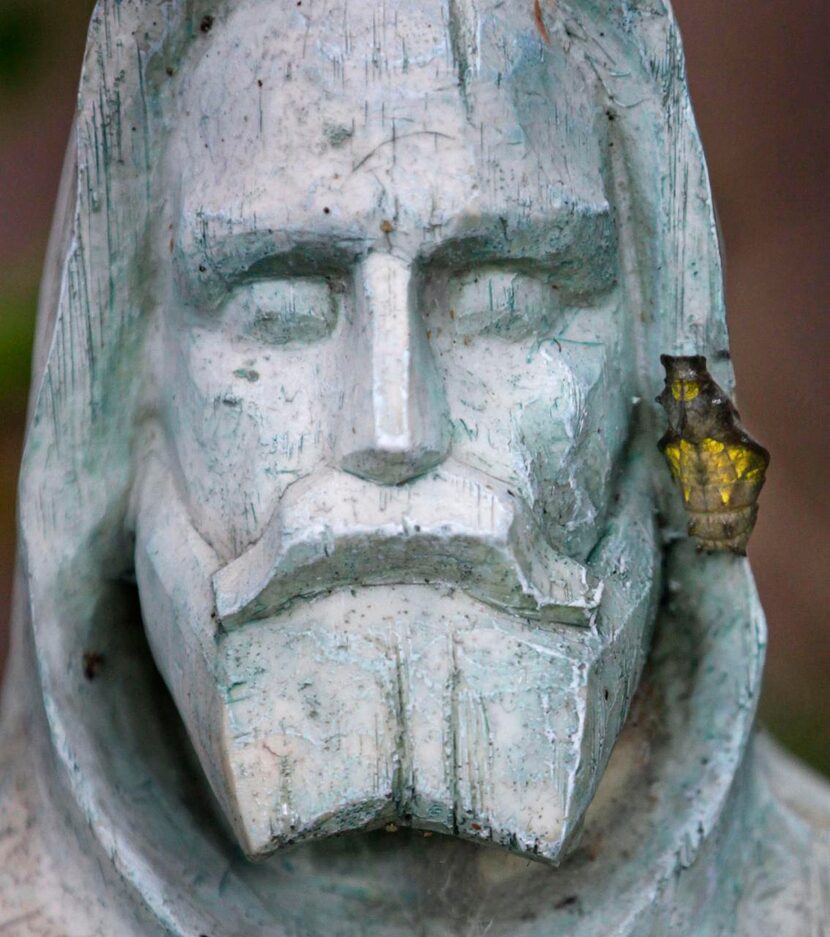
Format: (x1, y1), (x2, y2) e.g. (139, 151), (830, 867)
(226, 278), (338, 345)
(446, 270), (561, 340)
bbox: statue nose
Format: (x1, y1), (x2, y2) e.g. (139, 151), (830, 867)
(336, 253), (451, 485)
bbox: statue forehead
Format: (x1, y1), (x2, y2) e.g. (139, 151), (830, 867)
(171, 0), (610, 235)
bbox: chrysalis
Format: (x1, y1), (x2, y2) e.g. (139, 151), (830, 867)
(657, 355), (769, 555)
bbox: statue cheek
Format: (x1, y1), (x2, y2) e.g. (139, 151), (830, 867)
(515, 359), (619, 561)
(161, 325), (335, 559)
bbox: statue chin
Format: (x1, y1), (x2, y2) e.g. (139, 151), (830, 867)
(133, 442), (660, 864)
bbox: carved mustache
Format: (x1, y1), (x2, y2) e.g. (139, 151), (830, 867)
(213, 459), (602, 629)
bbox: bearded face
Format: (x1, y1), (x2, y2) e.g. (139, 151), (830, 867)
(131, 0), (661, 863)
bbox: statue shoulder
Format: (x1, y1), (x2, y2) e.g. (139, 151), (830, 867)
(0, 729), (51, 935)
(0, 714), (153, 936)
(0, 717), (75, 935)
(760, 732), (830, 831)
(736, 734), (830, 936)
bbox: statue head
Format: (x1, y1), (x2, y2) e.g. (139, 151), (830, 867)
(18, 0), (742, 879)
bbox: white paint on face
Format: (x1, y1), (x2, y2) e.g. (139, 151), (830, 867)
(161, 0), (623, 559)
(134, 0), (658, 863)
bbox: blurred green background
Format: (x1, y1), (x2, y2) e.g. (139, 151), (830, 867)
(1, 0), (829, 773)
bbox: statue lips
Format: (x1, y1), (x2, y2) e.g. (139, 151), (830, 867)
(212, 459), (603, 631)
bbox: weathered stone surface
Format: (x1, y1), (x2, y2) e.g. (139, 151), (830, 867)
(0, 1), (826, 933)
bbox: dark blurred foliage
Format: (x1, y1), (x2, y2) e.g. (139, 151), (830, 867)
(0, 3), (48, 403)
(0, 4), (44, 91)
(0, 286), (35, 404)
(0, 0), (828, 774)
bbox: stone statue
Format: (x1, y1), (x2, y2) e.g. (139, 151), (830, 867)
(1, 1), (827, 933)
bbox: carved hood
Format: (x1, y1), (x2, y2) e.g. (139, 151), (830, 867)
(6, 1), (765, 933)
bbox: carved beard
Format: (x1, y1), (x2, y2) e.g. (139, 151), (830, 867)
(132, 435), (660, 864)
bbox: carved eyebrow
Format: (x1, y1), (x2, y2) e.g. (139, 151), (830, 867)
(174, 213), (370, 306)
(421, 206), (618, 297)
(175, 203), (617, 307)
